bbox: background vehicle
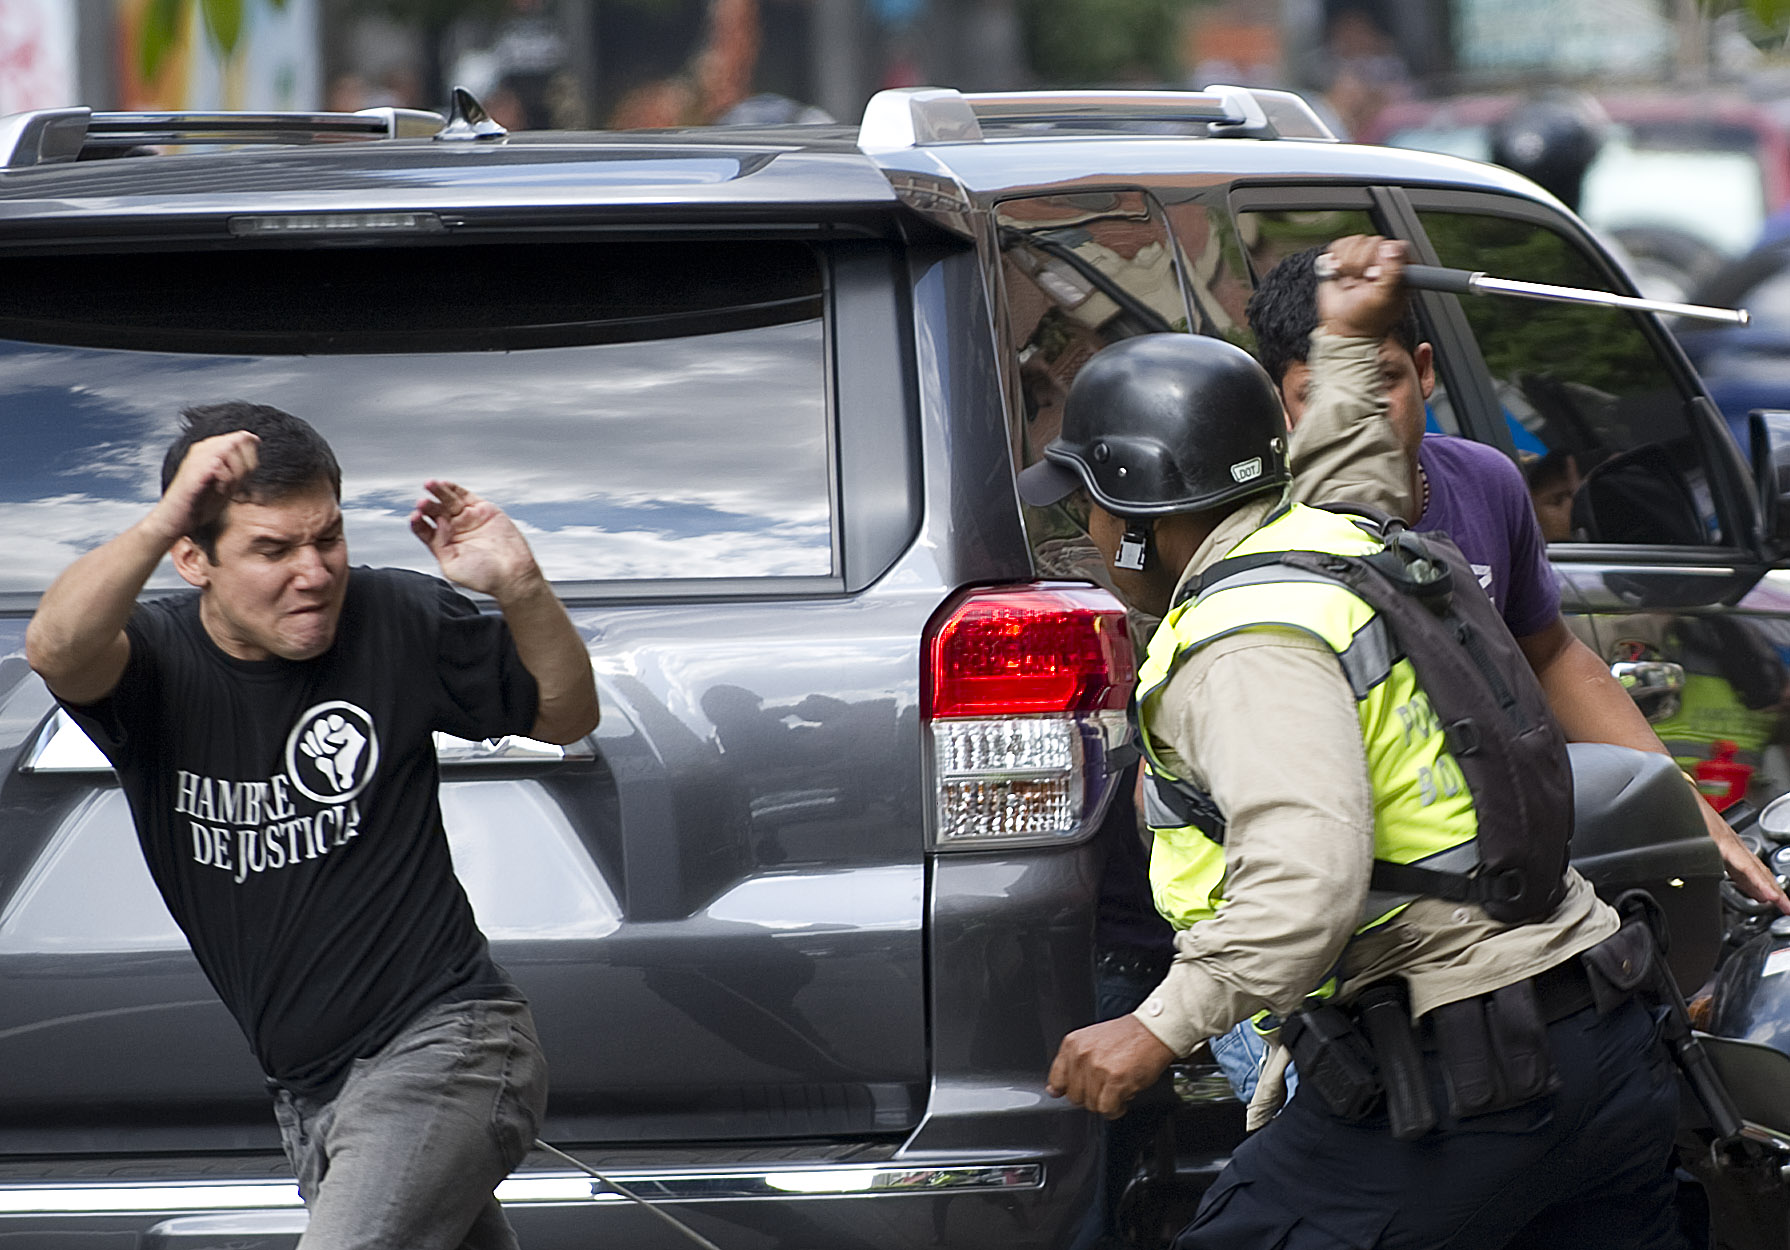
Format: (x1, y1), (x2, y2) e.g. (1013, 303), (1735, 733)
(1675, 237), (1790, 457)
(1362, 91), (1790, 300)
(0, 86), (1779, 1248)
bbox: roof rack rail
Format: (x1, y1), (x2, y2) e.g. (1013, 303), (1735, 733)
(0, 104), (446, 169)
(857, 84), (1336, 151)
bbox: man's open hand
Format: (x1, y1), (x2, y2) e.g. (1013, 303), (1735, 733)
(1046, 1014), (1176, 1120)
(409, 479), (541, 602)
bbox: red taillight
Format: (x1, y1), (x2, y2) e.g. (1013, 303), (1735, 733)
(925, 585), (1135, 720)
(924, 584), (1136, 848)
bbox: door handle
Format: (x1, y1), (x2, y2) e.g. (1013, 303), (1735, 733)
(1610, 660), (1686, 695)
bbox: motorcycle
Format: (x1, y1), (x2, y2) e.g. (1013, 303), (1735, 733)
(1687, 782), (1790, 1250)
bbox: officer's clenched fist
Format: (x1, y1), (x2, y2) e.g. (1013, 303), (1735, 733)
(1046, 1014), (1176, 1120)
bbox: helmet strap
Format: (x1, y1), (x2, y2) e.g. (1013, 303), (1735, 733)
(1114, 522), (1151, 572)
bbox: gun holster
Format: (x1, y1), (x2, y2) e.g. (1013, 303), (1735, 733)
(1355, 980), (1437, 1141)
(1281, 1001), (1381, 1122)
(1606, 888), (1744, 1142)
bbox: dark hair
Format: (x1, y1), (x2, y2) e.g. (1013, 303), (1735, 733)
(1245, 245), (1422, 384)
(161, 402), (341, 558)
(1522, 448), (1578, 492)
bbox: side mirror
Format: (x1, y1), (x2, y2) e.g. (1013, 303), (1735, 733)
(1749, 409), (1790, 555)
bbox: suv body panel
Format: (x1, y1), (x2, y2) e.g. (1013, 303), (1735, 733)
(0, 96), (1767, 1244)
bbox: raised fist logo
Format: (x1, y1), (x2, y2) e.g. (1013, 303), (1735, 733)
(300, 714), (366, 793)
(285, 701), (379, 804)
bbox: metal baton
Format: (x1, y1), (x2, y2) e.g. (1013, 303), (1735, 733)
(1404, 264), (1749, 325)
(1313, 253), (1749, 325)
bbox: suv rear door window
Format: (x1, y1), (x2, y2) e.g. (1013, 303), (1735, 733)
(996, 190), (1189, 611)
(0, 241), (832, 593)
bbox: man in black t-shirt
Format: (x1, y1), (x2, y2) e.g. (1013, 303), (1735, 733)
(26, 402), (601, 1250)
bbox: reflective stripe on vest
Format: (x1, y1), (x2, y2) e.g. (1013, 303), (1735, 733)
(1138, 503), (1482, 935)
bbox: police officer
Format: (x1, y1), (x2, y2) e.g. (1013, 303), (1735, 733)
(1027, 335), (1686, 1249)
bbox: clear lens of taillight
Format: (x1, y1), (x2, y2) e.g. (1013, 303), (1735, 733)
(924, 584), (1135, 849)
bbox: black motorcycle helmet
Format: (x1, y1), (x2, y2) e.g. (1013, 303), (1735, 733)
(1017, 334), (1289, 520)
(1488, 90), (1608, 212)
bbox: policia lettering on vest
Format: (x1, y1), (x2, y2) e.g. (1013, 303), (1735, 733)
(1028, 333), (1690, 1250)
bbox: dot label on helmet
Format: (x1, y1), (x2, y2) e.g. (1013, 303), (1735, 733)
(1230, 457), (1264, 484)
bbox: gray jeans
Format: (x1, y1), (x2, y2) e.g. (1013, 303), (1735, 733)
(272, 997), (549, 1250)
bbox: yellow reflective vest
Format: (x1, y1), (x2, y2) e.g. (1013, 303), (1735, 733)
(1137, 503), (1483, 938)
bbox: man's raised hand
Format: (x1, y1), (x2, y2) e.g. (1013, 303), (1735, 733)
(409, 480), (541, 601)
(149, 431), (260, 547)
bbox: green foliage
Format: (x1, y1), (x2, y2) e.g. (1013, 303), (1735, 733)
(139, 0), (184, 81)
(1739, 0), (1790, 30)
(200, 0), (242, 55)
(139, 0), (288, 79)
(1703, 0), (1790, 37)
(1422, 211), (1672, 452)
(1018, 0), (1205, 85)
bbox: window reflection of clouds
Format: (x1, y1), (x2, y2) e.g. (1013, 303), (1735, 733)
(0, 321), (832, 588)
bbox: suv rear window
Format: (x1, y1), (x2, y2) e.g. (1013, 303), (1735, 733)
(0, 241), (832, 592)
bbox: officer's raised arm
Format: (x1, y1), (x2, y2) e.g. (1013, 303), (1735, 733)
(1251, 235), (1421, 521)
(26, 430), (261, 706)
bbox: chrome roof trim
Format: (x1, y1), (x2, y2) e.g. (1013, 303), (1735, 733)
(917, 136), (1550, 205)
(0, 108), (89, 168)
(857, 85), (1336, 154)
(0, 1162), (1044, 1215)
(0, 105), (446, 169)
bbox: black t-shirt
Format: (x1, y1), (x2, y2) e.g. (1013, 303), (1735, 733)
(62, 567), (540, 1094)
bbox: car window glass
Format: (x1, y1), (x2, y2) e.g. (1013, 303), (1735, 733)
(1235, 208), (1463, 438)
(0, 242), (832, 592)
(1237, 207), (1376, 275)
(997, 190), (1190, 636)
(1417, 210), (1722, 547)
(1154, 190), (1259, 351)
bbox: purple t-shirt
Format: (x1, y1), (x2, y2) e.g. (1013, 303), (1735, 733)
(1416, 435), (1561, 639)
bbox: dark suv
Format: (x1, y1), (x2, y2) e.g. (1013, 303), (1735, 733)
(0, 86), (1773, 1248)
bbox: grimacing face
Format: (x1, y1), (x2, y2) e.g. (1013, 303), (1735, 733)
(1279, 338), (1436, 461)
(173, 482), (350, 662)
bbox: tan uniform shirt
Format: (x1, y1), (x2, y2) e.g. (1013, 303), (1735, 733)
(1285, 332), (1417, 521)
(1129, 335), (1617, 1074)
